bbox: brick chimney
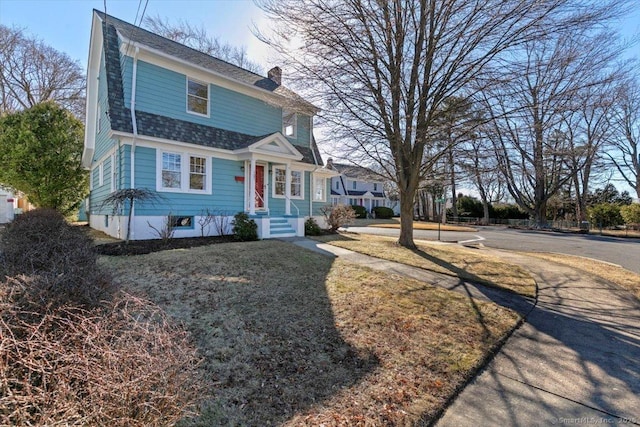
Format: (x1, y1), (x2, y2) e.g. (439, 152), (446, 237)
(326, 158), (334, 169)
(268, 66), (282, 85)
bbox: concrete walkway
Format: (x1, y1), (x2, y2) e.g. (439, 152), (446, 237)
(289, 237), (640, 426)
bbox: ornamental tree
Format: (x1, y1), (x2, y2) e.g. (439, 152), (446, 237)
(0, 101), (88, 215)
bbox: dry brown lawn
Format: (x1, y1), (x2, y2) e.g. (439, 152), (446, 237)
(525, 252), (640, 300)
(99, 240), (519, 426)
(313, 233), (536, 297)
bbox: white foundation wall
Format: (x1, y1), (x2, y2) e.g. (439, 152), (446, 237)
(311, 215), (328, 229)
(91, 214), (235, 240)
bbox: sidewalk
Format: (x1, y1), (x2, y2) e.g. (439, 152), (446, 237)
(289, 237), (534, 315)
(289, 237), (640, 426)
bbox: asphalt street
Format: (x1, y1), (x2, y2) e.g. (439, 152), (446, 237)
(340, 225), (640, 274)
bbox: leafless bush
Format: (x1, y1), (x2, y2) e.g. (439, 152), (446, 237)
(320, 204), (356, 232)
(0, 208), (113, 307)
(198, 209), (215, 237)
(0, 285), (204, 427)
(197, 209), (232, 237)
(148, 215), (176, 243)
(211, 209), (232, 236)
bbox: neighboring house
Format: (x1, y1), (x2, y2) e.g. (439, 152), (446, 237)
(83, 11), (336, 240)
(0, 188), (16, 224)
(0, 187), (32, 224)
(326, 159), (392, 213)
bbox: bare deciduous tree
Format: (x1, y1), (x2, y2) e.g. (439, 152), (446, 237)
(484, 29), (626, 226)
(144, 15), (262, 74)
(0, 25), (85, 118)
(608, 78), (640, 199)
(257, 0), (629, 247)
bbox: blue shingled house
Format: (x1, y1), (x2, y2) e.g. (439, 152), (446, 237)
(82, 11), (335, 240)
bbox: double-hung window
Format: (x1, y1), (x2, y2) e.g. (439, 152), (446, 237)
(187, 78), (209, 116)
(162, 152), (182, 189)
(291, 170), (302, 197)
(282, 110), (297, 138)
(158, 151), (211, 194)
(273, 166), (304, 199)
(313, 176), (326, 202)
(189, 156), (206, 190)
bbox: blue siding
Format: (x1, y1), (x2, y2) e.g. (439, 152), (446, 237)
(94, 51), (116, 161)
(123, 59), (288, 138)
(89, 159), (111, 215)
(287, 114), (311, 148)
(132, 146), (245, 216)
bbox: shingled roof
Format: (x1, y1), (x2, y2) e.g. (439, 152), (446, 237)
(97, 10), (322, 166)
(329, 162), (384, 181)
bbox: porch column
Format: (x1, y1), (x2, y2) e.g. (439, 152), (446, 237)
(249, 158), (256, 215)
(285, 163), (291, 216)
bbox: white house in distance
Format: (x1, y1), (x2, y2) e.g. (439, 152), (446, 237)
(0, 188), (17, 224)
(327, 159), (393, 213)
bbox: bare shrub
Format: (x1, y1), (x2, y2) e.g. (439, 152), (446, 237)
(198, 208), (215, 237)
(211, 209), (232, 236)
(197, 209), (231, 237)
(0, 208), (112, 307)
(321, 204), (356, 232)
(0, 286), (204, 427)
(147, 215), (176, 243)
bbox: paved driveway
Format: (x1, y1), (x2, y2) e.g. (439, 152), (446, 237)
(341, 225), (640, 274)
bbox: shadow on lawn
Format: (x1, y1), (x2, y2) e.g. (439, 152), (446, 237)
(123, 241), (380, 426)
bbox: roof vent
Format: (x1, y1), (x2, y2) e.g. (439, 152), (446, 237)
(268, 66), (282, 86)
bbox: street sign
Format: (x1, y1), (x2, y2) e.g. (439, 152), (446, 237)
(435, 198), (445, 203)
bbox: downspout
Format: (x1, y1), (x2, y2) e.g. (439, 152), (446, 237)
(309, 141), (319, 218)
(129, 46), (139, 240)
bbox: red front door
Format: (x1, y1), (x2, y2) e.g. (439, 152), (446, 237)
(254, 165), (264, 208)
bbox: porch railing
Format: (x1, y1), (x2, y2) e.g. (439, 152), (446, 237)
(255, 192), (269, 215)
(285, 195), (300, 216)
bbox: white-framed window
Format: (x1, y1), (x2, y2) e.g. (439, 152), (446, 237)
(282, 110), (297, 138)
(186, 77), (209, 116)
(99, 162), (104, 187)
(157, 150), (211, 194)
(373, 183), (378, 191)
(162, 152), (182, 189)
(291, 170), (302, 198)
(110, 153), (117, 193)
(335, 180), (340, 190)
(313, 176), (326, 202)
(274, 167), (286, 196)
(189, 156), (206, 190)
(272, 166), (304, 199)
(352, 180), (357, 190)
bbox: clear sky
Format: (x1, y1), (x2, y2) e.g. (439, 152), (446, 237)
(1, 0), (639, 197)
(0, 0), (275, 72)
(1, 0), (638, 74)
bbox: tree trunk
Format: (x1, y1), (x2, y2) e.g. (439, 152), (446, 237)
(482, 202), (490, 225)
(398, 192), (416, 249)
(449, 149), (458, 219)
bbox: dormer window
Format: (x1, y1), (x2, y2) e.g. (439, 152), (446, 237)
(283, 110), (297, 138)
(187, 78), (209, 116)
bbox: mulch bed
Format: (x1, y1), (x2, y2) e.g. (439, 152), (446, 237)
(95, 235), (236, 256)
